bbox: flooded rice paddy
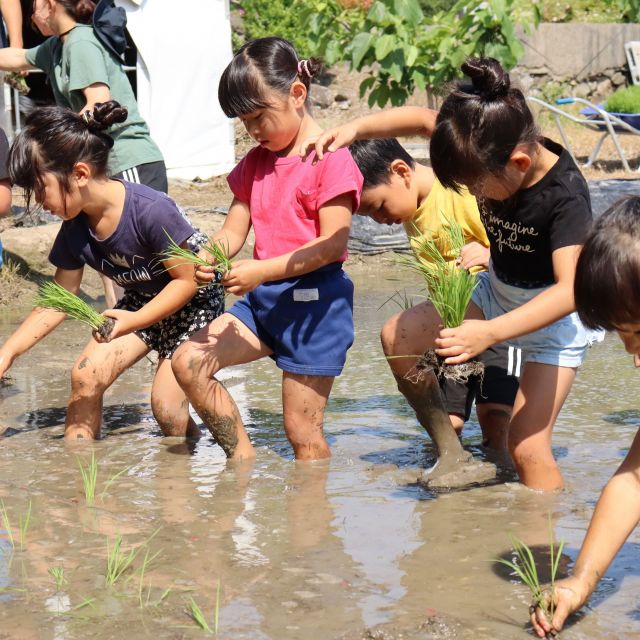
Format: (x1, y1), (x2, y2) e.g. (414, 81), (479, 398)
(0, 271), (639, 639)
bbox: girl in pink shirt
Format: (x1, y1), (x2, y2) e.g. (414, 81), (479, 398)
(172, 37), (363, 461)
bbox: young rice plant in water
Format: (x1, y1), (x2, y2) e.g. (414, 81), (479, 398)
(497, 525), (565, 622)
(400, 216), (477, 328)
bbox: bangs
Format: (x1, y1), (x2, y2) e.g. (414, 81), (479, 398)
(218, 58), (272, 118)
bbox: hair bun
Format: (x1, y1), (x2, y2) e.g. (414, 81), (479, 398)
(461, 57), (510, 100)
(83, 100), (128, 133)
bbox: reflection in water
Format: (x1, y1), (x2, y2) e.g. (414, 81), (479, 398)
(0, 276), (638, 638)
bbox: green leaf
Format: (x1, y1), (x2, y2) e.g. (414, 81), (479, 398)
(358, 76), (376, 98)
(406, 44), (419, 67)
(375, 34), (397, 61)
(393, 0), (424, 25)
(350, 32), (373, 68)
(367, 1), (387, 23)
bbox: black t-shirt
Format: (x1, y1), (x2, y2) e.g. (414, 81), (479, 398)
(479, 138), (592, 288)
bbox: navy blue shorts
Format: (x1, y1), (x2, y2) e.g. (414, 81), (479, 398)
(227, 263), (354, 377)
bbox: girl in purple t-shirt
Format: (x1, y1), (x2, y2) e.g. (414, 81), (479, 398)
(0, 101), (224, 440)
(171, 37), (363, 461)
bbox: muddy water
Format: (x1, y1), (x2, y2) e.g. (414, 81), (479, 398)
(0, 272), (639, 640)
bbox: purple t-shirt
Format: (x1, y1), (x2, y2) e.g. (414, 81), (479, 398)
(49, 181), (196, 295)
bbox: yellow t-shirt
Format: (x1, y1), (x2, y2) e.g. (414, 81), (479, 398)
(403, 177), (489, 274)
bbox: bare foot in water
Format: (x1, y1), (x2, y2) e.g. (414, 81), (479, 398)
(420, 453), (497, 489)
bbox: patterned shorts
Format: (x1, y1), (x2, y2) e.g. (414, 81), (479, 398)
(115, 231), (225, 359)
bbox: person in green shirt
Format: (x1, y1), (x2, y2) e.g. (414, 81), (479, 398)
(0, 0), (166, 193)
(0, 0), (166, 305)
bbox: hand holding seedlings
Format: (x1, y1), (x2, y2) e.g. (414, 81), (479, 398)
(94, 309), (139, 342)
(435, 318), (497, 364)
(36, 281), (115, 340)
(220, 259), (265, 296)
(530, 577), (589, 637)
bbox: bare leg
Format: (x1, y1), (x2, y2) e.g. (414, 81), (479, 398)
(172, 313), (272, 459)
(508, 362), (576, 491)
(382, 301), (496, 487)
(282, 372), (333, 460)
(477, 402), (513, 467)
(65, 333), (149, 440)
(100, 274), (123, 308)
(151, 358), (199, 438)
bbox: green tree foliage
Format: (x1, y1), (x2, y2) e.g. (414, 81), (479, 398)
(307, 0), (540, 107)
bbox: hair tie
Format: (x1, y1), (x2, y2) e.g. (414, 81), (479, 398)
(297, 59), (312, 79)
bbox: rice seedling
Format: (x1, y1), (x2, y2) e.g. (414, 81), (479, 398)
(36, 281), (113, 338)
(160, 231), (232, 279)
(48, 566), (66, 591)
(497, 527), (565, 623)
(136, 547), (164, 607)
(77, 453), (98, 506)
(188, 579), (221, 634)
(399, 217), (477, 329)
(105, 535), (141, 587)
(0, 499), (32, 551)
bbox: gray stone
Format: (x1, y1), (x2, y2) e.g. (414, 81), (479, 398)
(595, 78), (613, 98)
(573, 82), (591, 99)
(611, 71), (627, 86)
(309, 83), (333, 109)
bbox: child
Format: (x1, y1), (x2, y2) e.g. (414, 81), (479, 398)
(531, 196), (640, 635)
(303, 57), (599, 491)
(171, 37), (363, 461)
(0, 126), (13, 267)
(0, 101), (224, 439)
(349, 138), (520, 469)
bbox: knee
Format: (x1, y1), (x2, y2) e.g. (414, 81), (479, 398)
(70, 355), (105, 395)
(507, 430), (551, 469)
(380, 312), (403, 356)
(151, 393), (188, 436)
(171, 341), (210, 387)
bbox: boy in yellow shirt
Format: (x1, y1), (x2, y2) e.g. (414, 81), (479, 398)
(350, 138), (520, 466)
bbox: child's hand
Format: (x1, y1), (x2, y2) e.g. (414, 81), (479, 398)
(530, 577), (588, 637)
(434, 319), (495, 363)
(458, 242), (490, 270)
(0, 349), (16, 379)
(194, 264), (218, 285)
(299, 123), (359, 163)
(222, 260), (264, 296)
(95, 309), (137, 342)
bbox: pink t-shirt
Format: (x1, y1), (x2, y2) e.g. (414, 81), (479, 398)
(227, 146), (363, 261)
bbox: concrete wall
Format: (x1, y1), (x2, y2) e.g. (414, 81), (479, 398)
(515, 23), (640, 99)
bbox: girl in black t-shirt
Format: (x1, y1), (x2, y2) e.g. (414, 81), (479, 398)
(302, 57), (600, 492)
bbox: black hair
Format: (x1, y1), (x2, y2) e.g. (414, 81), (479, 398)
(9, 100), (128, 211)
(218, 37), (321, 118)
(349, 139), (415, 189)
(574, 196), (640, 331)
(57, 0), (96, 23)
(430, 57), (540, 192)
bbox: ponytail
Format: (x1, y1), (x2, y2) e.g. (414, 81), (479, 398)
(57, 0), (96, 24)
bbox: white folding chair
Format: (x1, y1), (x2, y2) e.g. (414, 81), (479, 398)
(527, 96), (640, 172)
(625, 41), (640, 86)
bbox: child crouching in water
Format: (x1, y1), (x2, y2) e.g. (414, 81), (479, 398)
(171, 37), (363, 460)
(349, 138), (521, 481)
(0, 102), (224, 439)
(531, 196), (640, 635)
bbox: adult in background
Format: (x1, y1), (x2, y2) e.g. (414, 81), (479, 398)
(0, 0), (167, 304)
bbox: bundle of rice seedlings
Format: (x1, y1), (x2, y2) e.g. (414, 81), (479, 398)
(160, 232), (232, 283)
(36, 281), (114, 339)
(399, 215), (481, 382)
(497, 528), (565, 625)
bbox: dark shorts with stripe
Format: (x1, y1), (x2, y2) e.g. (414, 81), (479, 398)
(114, 160), (168, 194)
(441, 342), (521, 421)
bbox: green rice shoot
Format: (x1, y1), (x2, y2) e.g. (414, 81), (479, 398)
(48, 566), (66, 591)
(0, 499), (32, 551)
(188, 579), (221, 634)
(497, 525), (565, 621)
(399, 216), (477, 328)
(161, 231), (232, 276)
(105, 535), (141, 587)
(36, 281), (107, 332)
(77, 453), (98, 506)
